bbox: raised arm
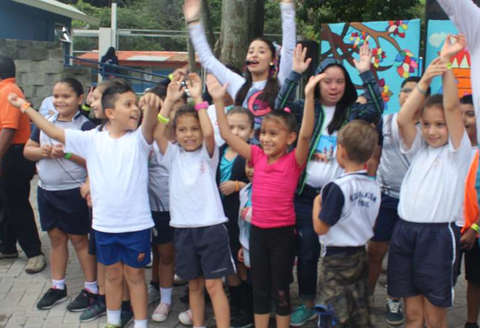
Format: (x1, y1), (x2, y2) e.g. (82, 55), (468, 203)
(397, 57), (448, 149)
(139, 92), (162, 144)
(295, 45), (316, 166)
(154, 75), (185, 155)
(183, 0), (245, 99)
(349, 41), (384, 123)
(440, 34), (467, 149)
(277, 0), (296, 85)
(7, 94), (65, 144)
(187, 73), (215, 157)
(206, 75), (252, 161)
(436, 0), (480, 50)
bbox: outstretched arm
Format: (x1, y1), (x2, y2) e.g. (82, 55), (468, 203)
(397, 57), (448, 150)
(277, 0), (296, 85)
(184, 0), (245, 99)
(139, 92), (162, 144)
(187, 73), (216, 157)
(7, 94), (65, 144)
(440, 34), (467, 149)
(207, 75), (251, 161)
(295, 46), (317, 167)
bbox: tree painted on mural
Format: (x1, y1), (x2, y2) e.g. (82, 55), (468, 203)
(318, 20), (420, 111)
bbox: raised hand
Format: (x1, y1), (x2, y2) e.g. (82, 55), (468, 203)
(440, 34), (466, 59)
(183, 0), (201, 23)
(166, 75), (186, 103)
(353, 40), (372, 73)
(186, 72), (203, 101)
(7, 93), (27, 110)
(139, 92), (162, 113)
(206, 74), (228, 101)
(304, 73), (326, 98)
(421, 57), (449, 84)
(292, 44), (312, 74)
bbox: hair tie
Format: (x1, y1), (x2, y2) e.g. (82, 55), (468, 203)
(284, 107), (291, 113)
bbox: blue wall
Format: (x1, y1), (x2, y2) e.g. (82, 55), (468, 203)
(0, 1), (71, 42)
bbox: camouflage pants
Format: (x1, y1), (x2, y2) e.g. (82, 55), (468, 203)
(320, 249), (370, 328)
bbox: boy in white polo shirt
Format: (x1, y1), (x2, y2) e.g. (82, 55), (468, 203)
(389, 35), (471, 328)
(313, 120), (381, 327)
(7, 82), (161, 328)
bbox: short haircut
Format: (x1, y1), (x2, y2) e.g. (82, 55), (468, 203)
(263, 110), (297, 132)
(101, 80), (134, 110)
(423, 94), (443, 111)
(172, 104), (199, 130)
(337, 120), (378, 163)
(460, 94), (473, 105)
(401, 76), (431, 95)
(0, 56), (15, 79)
(57, 77), (84, 96)
(227, 106), (255, 129)
(97, 78), (129, 94)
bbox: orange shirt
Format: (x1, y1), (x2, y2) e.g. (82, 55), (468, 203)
(0, 78), (31, 144)
(462, 149), (479, 234)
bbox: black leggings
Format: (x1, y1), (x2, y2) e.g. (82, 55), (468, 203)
(249, 225), (295, 315)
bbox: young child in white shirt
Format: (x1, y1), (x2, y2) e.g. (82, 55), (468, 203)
(389, 35), (471, 328)
(8, 82), (161, 328)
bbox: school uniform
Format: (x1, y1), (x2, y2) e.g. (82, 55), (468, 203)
(388, 132), (472, 307)
(317, 170), (380, 326)
(31, 111), (95, 235)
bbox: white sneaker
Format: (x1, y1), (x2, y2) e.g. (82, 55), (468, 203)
(152, 303), (170, 322)
(178, 309), (193, 326)
(147, 284), (160, 305)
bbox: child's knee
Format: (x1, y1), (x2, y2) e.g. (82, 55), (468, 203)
(205, 279), (223, 295)
(124, 266), (145, 285)
(105, 266), (123, 284)
(189, 278), (205, 293)
(69, 234), (88, 249)
(49, 229), (68, 247)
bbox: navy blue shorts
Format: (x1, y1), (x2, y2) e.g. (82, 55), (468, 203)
(151, 211), (174, 245)
(37, 186), (90, 235)
(388, 219), (459, 307)
(95, 229), (151, 268)
(371, 193), (399, 242)
(174, 224), (236, 280)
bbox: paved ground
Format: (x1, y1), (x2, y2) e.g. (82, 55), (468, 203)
(0, 179), (470, 327)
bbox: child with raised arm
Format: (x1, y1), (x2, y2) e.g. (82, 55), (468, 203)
(154, 73), (234, 328)
(8, 82), (161, 328)
(183, 0), (295, 142)
(389, 35), (471, 328)
(208, 69), (318, 328)
(312, 120), (381, 328)
(23, 78), (97, 312)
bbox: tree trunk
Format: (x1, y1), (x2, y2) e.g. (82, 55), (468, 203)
(218, 0), (265, 70)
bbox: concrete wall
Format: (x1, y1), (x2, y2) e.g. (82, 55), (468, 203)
(0, 38), (92, 107)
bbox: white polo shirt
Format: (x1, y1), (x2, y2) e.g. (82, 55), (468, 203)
(398, 131), (472, 223)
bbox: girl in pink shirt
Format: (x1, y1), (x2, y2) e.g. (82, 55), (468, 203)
(207, 45), (320, 328)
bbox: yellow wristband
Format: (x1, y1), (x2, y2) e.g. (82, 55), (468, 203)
(472, 223), (479, 232)
(446, 63), (452, 70)
(157, 113), (170, 124)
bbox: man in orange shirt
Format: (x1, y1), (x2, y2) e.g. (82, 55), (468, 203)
(0, 56), (45, 273)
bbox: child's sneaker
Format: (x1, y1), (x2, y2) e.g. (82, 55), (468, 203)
(178, 309), (193, 326)
(385, 298), (404, 326)
(152, 303), (171, 322)
(147, 283), (160, 304)
(37, 287), (68, 310)
(67, 289), (97, 312)
(79, 297), (107, 322)
(290, 305), (317, 327)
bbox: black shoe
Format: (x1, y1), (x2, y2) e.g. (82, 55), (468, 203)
(79, 297), (106, 322)
(67, 289), (97, 312)
(465, 323), (479, 328)
(120, 302), (134, 328)
(231, 310), (254, 328)
(37, 288), (68, 310)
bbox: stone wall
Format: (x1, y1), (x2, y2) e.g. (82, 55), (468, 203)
(0, 38), (92, 107)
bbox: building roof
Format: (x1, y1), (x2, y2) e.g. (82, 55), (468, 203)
(78, 51), (199, 67)
(11, 0), (99, 25)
